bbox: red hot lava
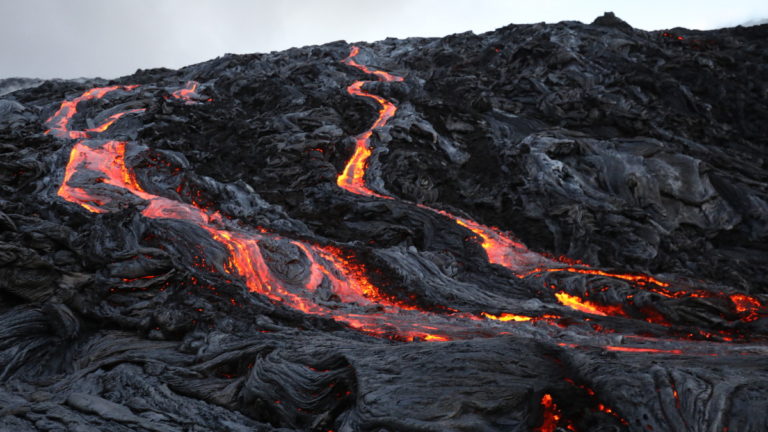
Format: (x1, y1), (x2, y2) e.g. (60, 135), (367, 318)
(337, 46), (402, 199)
(47, 48), (767, 431)
(338, 45), (763, 328)
(535, 394), (575, 432)
(50, 49), (763, 348)
(45, 85), (143, 139)
(51, 82), (506, 343)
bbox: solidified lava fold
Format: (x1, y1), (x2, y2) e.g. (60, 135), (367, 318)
(1, 12), (768, 432)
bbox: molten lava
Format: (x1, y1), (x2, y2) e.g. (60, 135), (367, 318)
(50, 47), (763, 348)
(480, 312), (533, 322)
(43, 46), (768, 432)
(603, 346), (684, 355)
(171, 81), (205, 104)
(536, 394), (559, 432)
(555, 292), (627, 317)
(337, 47), (402, 198)
(730, 293), (761, 322)
(49, 82), (509, 342)
(535, 394), (575, 432)
(337, 46), (763, 327)
(45, 85), (143, 139)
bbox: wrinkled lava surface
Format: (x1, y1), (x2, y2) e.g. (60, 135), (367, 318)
(1, 13), (768, 432)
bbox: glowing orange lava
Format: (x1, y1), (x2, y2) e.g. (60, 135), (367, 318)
(535, 394), (575, 431)
(337, 46), (694, 321)
(555, 292), (627, 317)
(51, 83), (506, 342)
(597, 403), (629, 425)
(45, 85), (143, 139)
(604, 346), (684, 355)
(41, 59), (763, 432)
(337, 44), (764, 336)
(337, 47), (401, 199)
(536, 394), (559, 432)
(57, 140), (460, 340)
(730, 293), (762, 322)
(47, 47), (763, 356)
(331, 46), (768, 359)
(480, 312), (532, 322)
(172, 81), (202, 104)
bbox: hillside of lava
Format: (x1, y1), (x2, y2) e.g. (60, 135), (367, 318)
(1, 12), (768, 432)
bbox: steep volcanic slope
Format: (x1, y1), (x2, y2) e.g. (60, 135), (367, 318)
(1, 13), (768, 432)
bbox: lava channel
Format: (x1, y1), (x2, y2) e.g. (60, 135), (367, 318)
(337, 45), (763, 328)
(51, 82), (517, 343)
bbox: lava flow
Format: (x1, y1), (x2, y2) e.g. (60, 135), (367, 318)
(45, 48), (766, 432)
(45, 85), (143, 139)
(49, 47), (764, 351)
(15, 20), (766, 432)
(337, 45), (763, 327)
(51, 82), (507, 343)
(337, 46), (402, 199)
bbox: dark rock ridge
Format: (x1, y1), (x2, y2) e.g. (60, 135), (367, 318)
(2, 13), (768, 432)
(0, 78), (44, 96)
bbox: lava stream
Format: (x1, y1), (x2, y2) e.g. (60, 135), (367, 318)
(45, 85), (143, 139)
(42, 47), (767, 432)
(337, 45), (763, 325)
(51, 83), (505, 342)
(58, 139), (475, 341)
(337, 46), (401, 199)
(48, 54), (762, 348)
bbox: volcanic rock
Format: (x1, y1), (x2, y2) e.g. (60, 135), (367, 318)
(1, 13), (768, 432)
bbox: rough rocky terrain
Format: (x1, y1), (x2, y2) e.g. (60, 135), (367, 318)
(1, 12), (767, 432)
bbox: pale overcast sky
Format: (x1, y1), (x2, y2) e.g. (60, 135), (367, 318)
(1, 0), (767, 79)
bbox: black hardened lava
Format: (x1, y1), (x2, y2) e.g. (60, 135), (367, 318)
(1, 13), (768, 432)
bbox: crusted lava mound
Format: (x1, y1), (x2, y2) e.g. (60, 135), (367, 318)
(2, 13), (768, 432)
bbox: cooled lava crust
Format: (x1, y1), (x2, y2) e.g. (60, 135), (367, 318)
(1, 13), (768, 432)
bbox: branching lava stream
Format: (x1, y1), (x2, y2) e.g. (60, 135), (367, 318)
(51, 83), (501, 343)
(46, 45), (767, 432)
(50, 48), (764, 349)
